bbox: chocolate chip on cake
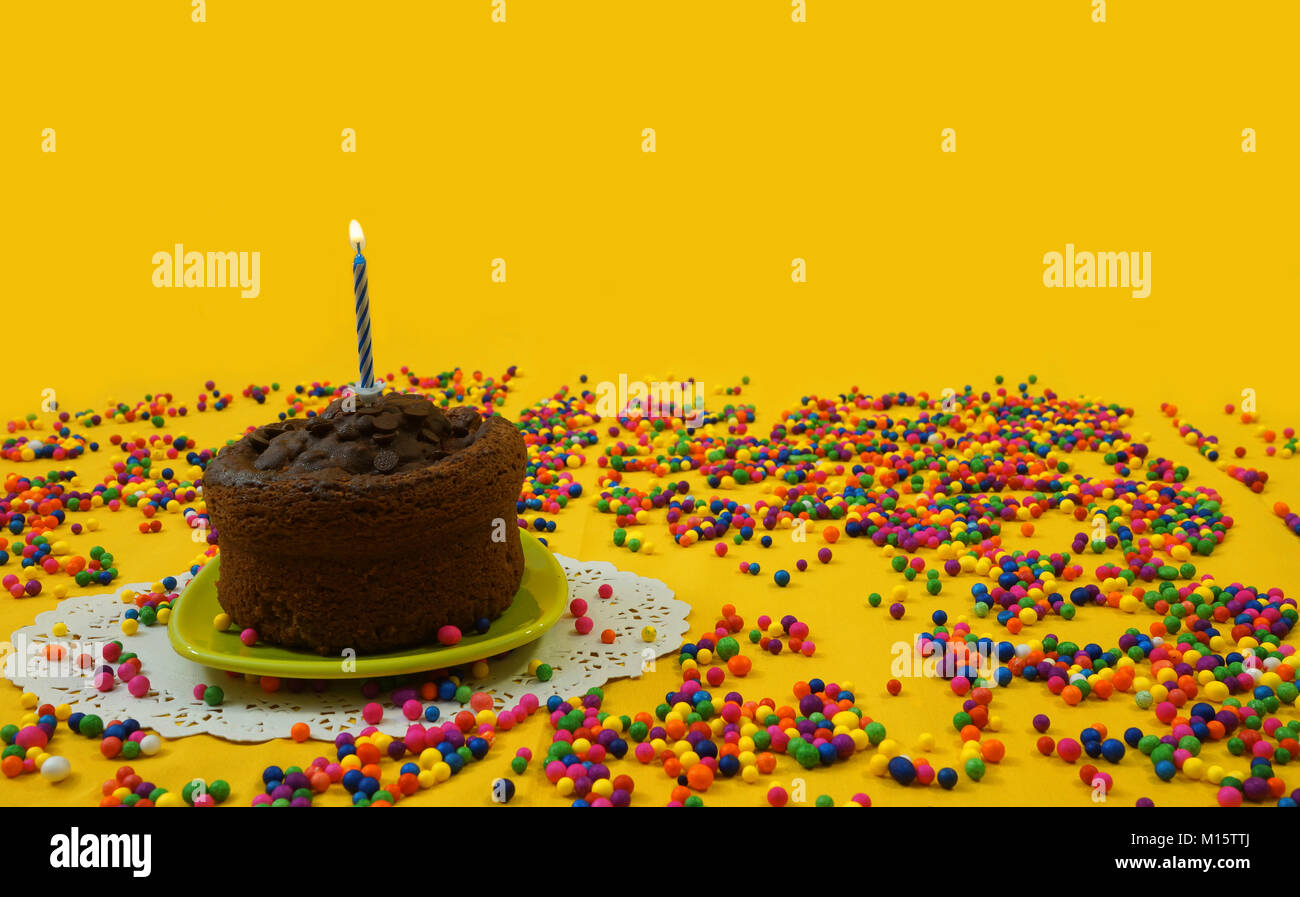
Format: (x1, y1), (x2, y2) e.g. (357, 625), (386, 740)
(253, 430), (310, 470)
(373, 448), (399, 472)
(372, 412), (401, 431)
(220, 391), (492, 478)
(425, 409), (452, 437)
(400, 401), (432, 421)
(448, 407), (480, 436)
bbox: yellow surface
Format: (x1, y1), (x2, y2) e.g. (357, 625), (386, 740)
(2, 2), (1299, 806)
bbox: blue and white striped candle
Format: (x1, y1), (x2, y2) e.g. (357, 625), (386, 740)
(348, 219), (375, 390)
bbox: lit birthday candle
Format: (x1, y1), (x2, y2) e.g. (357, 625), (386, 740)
(349, 219), (375, 391)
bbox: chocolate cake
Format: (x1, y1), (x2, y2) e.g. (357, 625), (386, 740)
(203, 392), (526, 654)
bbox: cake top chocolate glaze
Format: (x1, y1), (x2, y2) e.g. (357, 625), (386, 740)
(215, 392), (486, 478)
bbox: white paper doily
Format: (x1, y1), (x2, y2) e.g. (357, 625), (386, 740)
(3, 554), (690, 743)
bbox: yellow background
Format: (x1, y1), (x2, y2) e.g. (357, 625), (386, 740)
(2, 1), (1299, 806)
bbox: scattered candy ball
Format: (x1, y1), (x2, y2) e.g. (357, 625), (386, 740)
(40, 755), (71, 783)
(491, 777), (516, 803)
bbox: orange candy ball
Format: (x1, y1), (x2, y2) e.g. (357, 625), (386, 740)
(686, 763), (714, 791)
(726, 655), (752, 677)
(981, 739), (1006, 763)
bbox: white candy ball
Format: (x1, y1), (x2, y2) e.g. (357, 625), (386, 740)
(139, 734), (163, 756)
(41, 755), (71, 783)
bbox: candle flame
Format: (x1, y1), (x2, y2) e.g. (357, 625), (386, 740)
(348, 219), (366, 253)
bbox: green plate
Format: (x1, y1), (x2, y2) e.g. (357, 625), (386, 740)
(167, 530), (567, 678)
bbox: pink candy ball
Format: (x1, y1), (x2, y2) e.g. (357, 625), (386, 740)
(402, 700), (422, 720)
(128, 675), (150, 698)
(239, 628), (258, 647)
(1057, 738), (1082, 763)
(575, 616), (594, 635)
(1217, 786), (1243, 808)
(569, 598), (588, 616)
(437, 625), (461, 646)
(15, 726), (47, 750)
(192, 683), (207, 700)
(403, 725), (426, 750)
(362, 702), (383, 724)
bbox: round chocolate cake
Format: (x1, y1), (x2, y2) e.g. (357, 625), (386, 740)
(203, 392), (526, 654)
